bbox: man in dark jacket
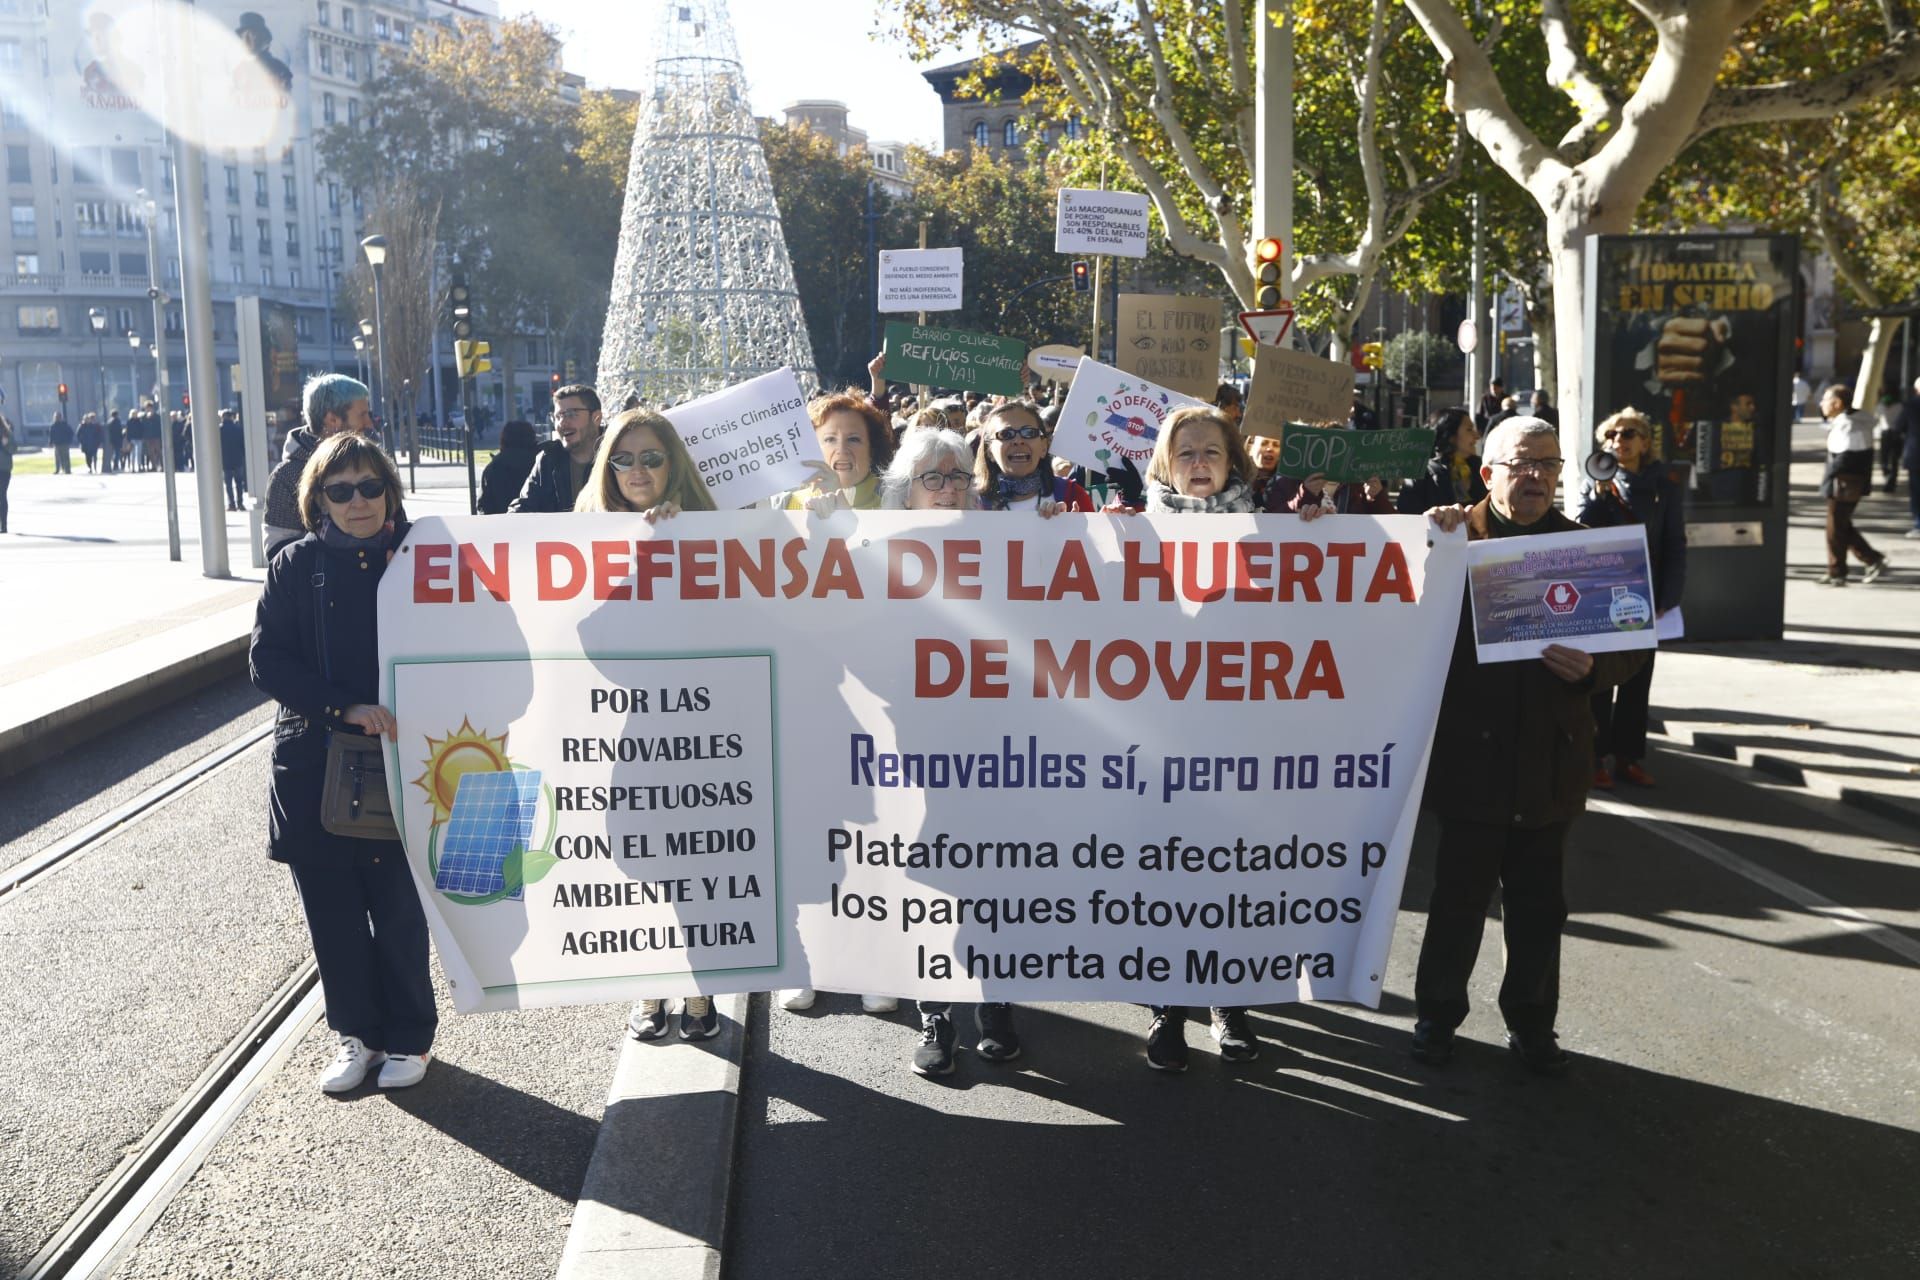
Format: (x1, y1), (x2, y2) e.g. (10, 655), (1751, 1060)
(509, 383), (603, 513)
(1410, 416), (1648, 1076)
(50, 414), (73, 474)
(220, 410), (247, 510)
(104, 410), (125, 474)
(1474, 378), (1505, 432)
(77, 414), (102, 471)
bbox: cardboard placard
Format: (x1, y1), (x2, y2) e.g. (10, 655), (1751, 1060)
(1116, 294), (1221, 401)
(1274, 424), (1433, 483)
(1054, 188), (1150, 258)
(878, 247), (964, 312)
(1244, 346), (1356, 432)
(882, 321), (1026, 396)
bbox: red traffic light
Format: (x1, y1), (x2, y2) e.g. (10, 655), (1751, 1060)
(1071, 260), (1091, 293)
(551, 372), (560, 384)
(1254, 237), (1283, 264)
(58, 382), (69, 398)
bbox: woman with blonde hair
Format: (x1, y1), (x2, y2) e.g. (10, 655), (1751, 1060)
(575, 407), (716, 521)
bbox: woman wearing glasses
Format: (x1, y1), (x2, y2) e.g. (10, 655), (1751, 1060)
(1576, 409), (1686, 788)
(250, 434), (437, 1093)
(574, 407), (716, 522)
(974, 400), (1094, 513)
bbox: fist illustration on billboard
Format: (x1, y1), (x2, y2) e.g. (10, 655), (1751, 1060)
(1652, 316), (1730, 386)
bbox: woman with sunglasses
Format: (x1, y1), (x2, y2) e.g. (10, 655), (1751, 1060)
(575, 407), (717, 521)
(973, 400), (1094, 514)
(250, 434), (437, 1093)
(1576, 409), (1686, 789)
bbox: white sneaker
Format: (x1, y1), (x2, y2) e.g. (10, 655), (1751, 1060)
(377, 1052), (430, 1089)
(861, 995), (899, 1013)
(318, 1035), (385, 1093)
(779, 988), (816, 1011)
(628, 998), (669, 1040)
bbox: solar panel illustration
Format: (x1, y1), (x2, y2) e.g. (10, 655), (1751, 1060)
(435, 770), (544, 899)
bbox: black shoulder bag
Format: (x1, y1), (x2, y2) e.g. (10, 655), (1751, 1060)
(312, 565), (399, 840)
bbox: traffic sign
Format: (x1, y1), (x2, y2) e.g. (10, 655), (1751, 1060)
(1543, 581), (1580, 614)
(1239, 305), (1295, 348)
(1456, 319), (1479, 354)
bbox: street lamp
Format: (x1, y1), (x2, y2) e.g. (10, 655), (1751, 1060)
(352, 333), (367, 386)
(360, 233), (409, 491)
(87, 306), (109, 427)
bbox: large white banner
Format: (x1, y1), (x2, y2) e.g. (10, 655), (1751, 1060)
(380, 512), (1465, 1013)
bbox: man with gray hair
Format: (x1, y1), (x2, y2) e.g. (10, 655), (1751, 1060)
(263, 374), (373, 555)
(1410, 415), (1647, 1076)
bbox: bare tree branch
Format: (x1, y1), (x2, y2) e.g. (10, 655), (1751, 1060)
(1221, 0), (1256, 175)
(1541, 0), (1623, 158)
(1811, 178), (1887, 310)
(1689, 27), (1920, 142)
(1402, 0), (1569, 200)
(1131, 0), (1248, 254)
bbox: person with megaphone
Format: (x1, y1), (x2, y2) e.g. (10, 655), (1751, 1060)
(1576, 410), (1687, 789)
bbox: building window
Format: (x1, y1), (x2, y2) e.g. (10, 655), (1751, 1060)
(254, 170), (267, 206)
(327, 181), (340, 213)
(288, 267), (302, 290)
(14, 252), (38, 274)
(328, 226), (342, 260)
(319, 44), (333, 75)
(111, 148), (140, 185)
(225, 166), (239, 201)
(10, 198), (33, 236)
(114, 305), (135, 332)
(296, 314), (313, 339)
(79, 250), (111, 276)
(8, 144), (29, 184)
(256, 217), (271, 254)
(318, 1), (330, 27)
(285, 221), (299, 253)
(971, 121), (987, 148)
(167, 305), (182, 334)
(1003, 120), (1018, 147)
(323, 93), (335, 125)
(16, 304), (59, 334)
(342, 8), (353, 33)
(283, 173), (297, 209)
(75, 200), (108, 235)
(165, 257), (179, 282)
(347, 99), (359, 127)
(344, 51), (356, 82)
(394, 21), (407, 43)
(230, 263), (244, 284)
(114, 202), (145, 233)
(375, 14), (387, 38)
(259, 265), (272, 287)
(331, 318), (347, 343)
(1066, 118), (1083, 140)
(119, 252), (145, 277)
(0, 40), (20, 74)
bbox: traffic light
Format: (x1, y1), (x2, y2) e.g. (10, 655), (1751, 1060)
(551, 372), (561, 388)
(1071, 260), (1091, 293)
(1359, 341), (1385, 371)
(564, 358), (578, 383)
(454, 340), (492, 379)
(1252, 237), (1284, 309)
(57, 382), (69, 407)
(450, 276), (473, 340)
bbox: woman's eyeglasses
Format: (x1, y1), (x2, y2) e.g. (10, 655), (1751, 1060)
(916, 469), (972, 492)
(993, 425), (1049, 442)
(609, 450), (667, 473)
(322, 477), (388, 504)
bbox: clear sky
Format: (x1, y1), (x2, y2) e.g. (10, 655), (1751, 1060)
(522, 0), (963, 150)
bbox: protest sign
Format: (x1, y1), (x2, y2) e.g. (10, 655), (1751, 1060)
(878, 247), (964, 313)
(1466, 524), (1658, 662)
(1055, 189), (1151, 258)
(381, 512), (1466, 1012)
(1116, 295), (1222, 401)
(662, 367), (818, 508)
(1274, 424), (1432, 484)
(1050, 358), (1207, 473)
(1244, 347), (1356, 431)
(883, 321), (1027, 396)
(1028, 344), (1085, 382)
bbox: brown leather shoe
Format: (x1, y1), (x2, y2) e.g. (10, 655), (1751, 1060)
(1621, 762), (1655, 787)
(1593, 765), (1615, 790)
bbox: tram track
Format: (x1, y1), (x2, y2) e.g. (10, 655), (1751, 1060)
(5, 718), (325, 1280)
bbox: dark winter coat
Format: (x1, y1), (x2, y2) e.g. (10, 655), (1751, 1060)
(1397, 454), (1488, 514)
(1423, 499), (1650, 830)
(1575, 463), (1687, 613)
(479, 443), (539, 515)
(220, 417), (246, 475)
(508, 440), (582, 513)
(249, 525), (408, 866)
(263, 426), (320, 553)
(50, 417), (73, 447)
(78, 420), (102, 452)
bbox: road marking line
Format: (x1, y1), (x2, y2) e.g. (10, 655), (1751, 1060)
(1592, 796), (1920, 967)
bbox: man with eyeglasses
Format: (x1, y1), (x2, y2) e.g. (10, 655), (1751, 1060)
(509, 383), (604, 514)
(1410, 416), (1648, 1077)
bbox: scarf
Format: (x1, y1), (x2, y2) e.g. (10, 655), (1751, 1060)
(318, 516), (396, 555)
(991, 471), (1052, 509)
(1145, 479), (1255, 514)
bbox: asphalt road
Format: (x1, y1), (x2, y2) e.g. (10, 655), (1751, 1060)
(727, 742), (1920, 1280)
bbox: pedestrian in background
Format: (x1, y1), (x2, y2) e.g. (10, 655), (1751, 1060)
(1529, 387), (1559, 427)
(0, 413), (14, 533)
(264, 374), (374, 555)
(477, 419), (538, 514)
(1875, 391), (1903, 495)
(77, 413), (101, 473)
(105, 411), (124, 474)
(1577, 409), (1685, 788)
(1399, 407), (1486, 513)
(1475, 377), (1506, 432)
(1817, 383), (1888, 585)
(249, 433), (436, 1093)
(220, 410), (247, 511)
(50, 413), (72, 475)
(1792, 372), (1811, 421)
(1410, 416), (1649, 1076)
(1898, 376), (1920, 539)
(509, 384), (604, 514)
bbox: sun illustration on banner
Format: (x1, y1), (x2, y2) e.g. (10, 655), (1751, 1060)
(413, 718), (512, 824)
(413, 719), (559, 907)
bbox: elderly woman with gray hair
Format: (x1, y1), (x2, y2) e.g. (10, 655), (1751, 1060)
(880, 426), (977, 511)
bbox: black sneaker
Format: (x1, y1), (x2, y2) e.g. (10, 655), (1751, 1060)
(1145, 1007), (1188, 1072)
(974, 1002), (1022, 1062)
(1410, 1019), (1455, 1065)
(1209, 1006), (1260, 1062)
(1507, 1029), (1570, 1076)
(912, 1012), (956, 1076)
(678, 995), (721, 1041)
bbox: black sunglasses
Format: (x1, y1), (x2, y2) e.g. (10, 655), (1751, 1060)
(993, 425), (1050, 442)
(609, 449), (667, 472)
(322, 477), (388, 504)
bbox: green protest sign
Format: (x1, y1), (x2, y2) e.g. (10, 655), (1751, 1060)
(883, 321), (1027, 396)
(1273, 424), (1431, 483)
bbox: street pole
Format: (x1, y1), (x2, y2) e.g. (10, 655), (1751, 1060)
(428, 249), (445, 457)
(865, 180), (877, 363)
(1254, 0), (1295, 335)
(139, 189), (181, 562)
(369, 261), (399, 483)
(1469, 191), (1486, 409)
